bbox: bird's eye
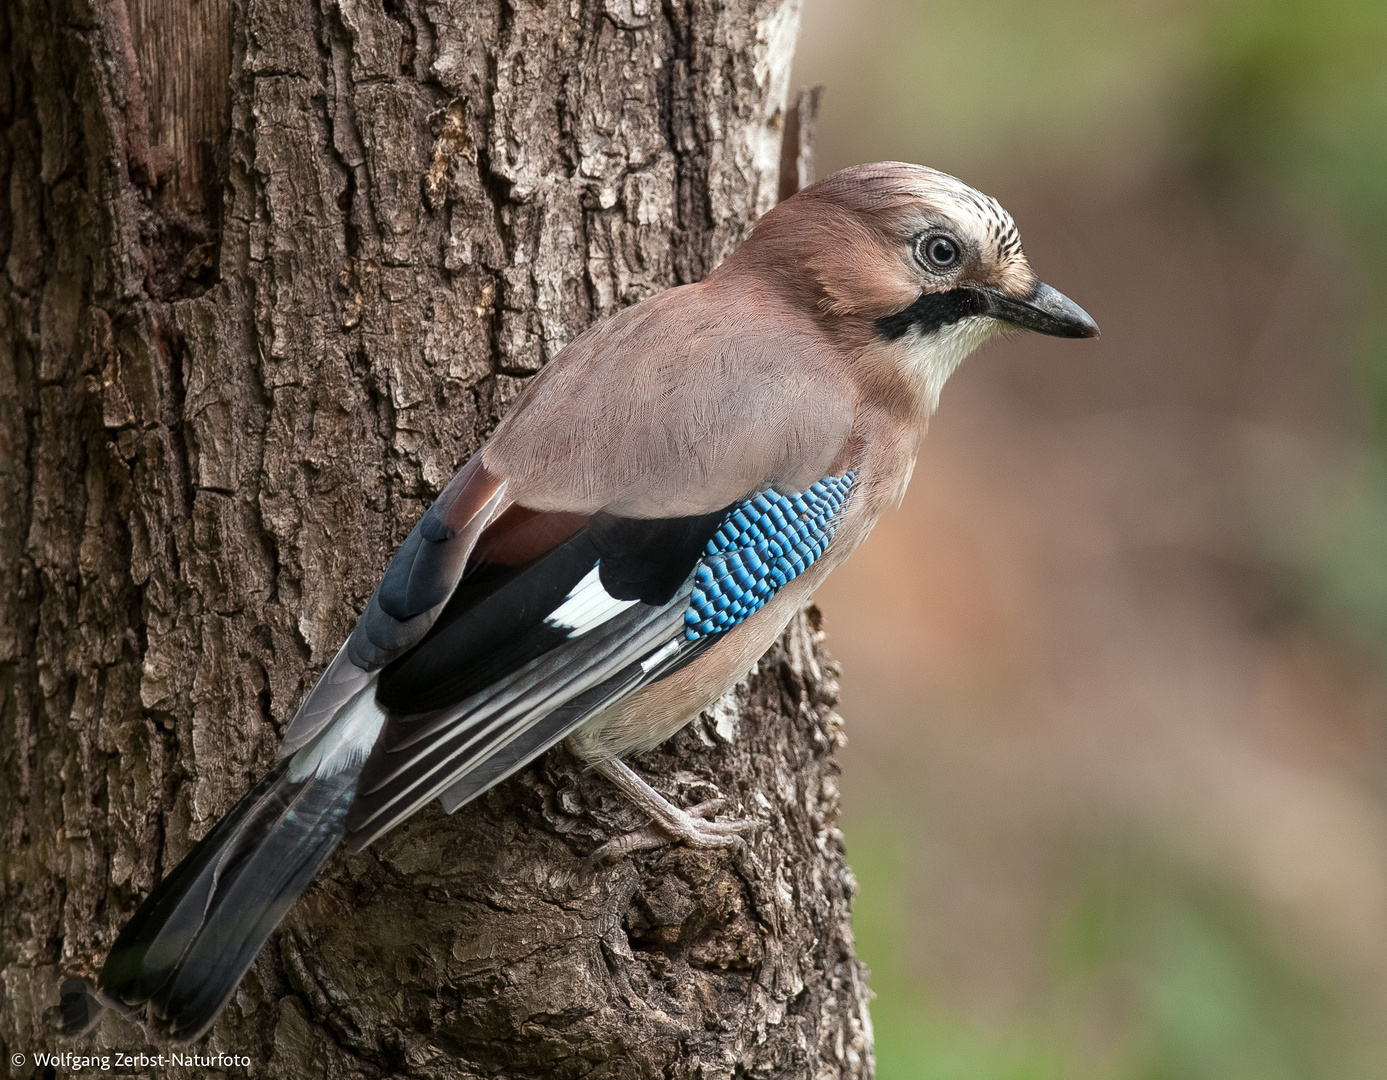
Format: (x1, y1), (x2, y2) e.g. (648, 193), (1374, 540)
(919, 234), (960, 270)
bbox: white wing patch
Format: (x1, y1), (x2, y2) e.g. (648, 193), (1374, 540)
(288, 682), (387, 782)
(544, 565), (640, 637)
(640, 639), (682, 673)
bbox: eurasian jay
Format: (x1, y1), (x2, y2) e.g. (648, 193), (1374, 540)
(52, 161), (1097, 1041)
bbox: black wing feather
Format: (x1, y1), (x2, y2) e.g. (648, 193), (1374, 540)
(374, 509), (728, 718)
(590, 508), (726, 604)
(346, 598), (692, 849)
(345, 471), (506, 670)
(435, 631), (717, 813)
(375, 531), (601, 714)
(343, 507), (735, 850)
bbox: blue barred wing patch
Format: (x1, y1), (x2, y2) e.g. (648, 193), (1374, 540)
(684, 472), (856, 640)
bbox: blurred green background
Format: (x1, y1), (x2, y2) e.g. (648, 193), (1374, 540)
(792, 0), (1387, 1076)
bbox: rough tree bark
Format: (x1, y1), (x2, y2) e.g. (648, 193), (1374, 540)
(0, 0), (872, 1075)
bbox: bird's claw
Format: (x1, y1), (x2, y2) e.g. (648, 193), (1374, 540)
(582, 756), (757, 865)
(587, 808), (756, 865)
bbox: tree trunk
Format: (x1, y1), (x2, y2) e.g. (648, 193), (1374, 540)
(0, 0), (872, 1075)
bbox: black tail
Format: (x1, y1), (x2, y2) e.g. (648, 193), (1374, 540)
(50, 756), (359, 1041)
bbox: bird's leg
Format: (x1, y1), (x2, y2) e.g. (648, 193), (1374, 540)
(586, 757), (756, 863)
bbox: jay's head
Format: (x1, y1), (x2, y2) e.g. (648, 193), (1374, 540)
(723, 161), (1098, 412)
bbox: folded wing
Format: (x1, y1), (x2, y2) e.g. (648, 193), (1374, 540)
(344, 473), (858, 850)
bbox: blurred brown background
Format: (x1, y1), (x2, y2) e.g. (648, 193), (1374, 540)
(791, 1), (1387, 1076)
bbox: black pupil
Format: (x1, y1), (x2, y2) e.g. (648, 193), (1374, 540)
(928, 238), (957, 266)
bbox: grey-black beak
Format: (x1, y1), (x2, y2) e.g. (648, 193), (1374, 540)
(987, 281), (1099, 339)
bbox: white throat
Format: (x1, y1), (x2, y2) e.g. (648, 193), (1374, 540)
(895, 315), (999, 416)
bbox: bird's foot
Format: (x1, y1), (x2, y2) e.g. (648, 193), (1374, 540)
(586, 757), (756, 864)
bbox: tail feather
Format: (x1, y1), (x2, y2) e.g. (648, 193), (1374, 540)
(98, 760), (294, 1002)
(96, 757), (359, 1040)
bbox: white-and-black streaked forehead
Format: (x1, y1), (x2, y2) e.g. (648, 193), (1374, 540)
(808, 161), (1024, 259)
(956, 186), (1024, 262)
